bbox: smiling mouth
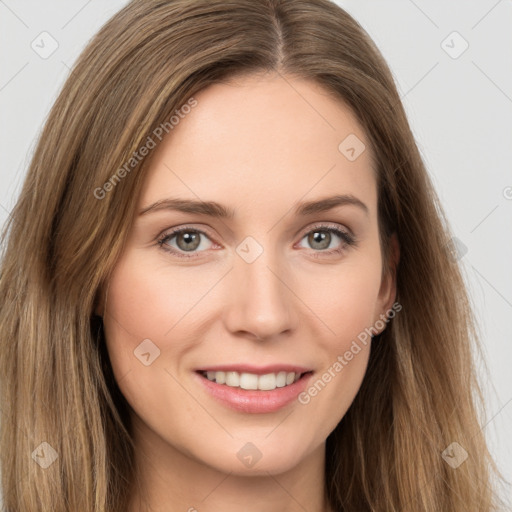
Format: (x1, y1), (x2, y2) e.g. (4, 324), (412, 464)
(198, 370), (312, 391)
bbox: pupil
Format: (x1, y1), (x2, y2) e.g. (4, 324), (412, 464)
(179, 232), (199, 251)
(310, 231), (330, 250)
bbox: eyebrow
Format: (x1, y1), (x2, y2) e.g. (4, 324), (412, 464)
(139, 194), (369, 218)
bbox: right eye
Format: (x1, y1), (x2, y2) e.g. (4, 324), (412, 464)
(157, 227), (217, 259)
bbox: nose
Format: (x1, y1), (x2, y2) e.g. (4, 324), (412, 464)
(223, 246), (298, 341)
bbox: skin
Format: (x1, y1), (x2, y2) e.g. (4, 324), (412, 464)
(100, 72), (398, 512)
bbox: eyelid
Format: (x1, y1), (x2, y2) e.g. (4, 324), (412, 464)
(296, 221), (354, 240)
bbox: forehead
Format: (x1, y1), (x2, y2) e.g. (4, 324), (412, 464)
(138, 73), (377, 220)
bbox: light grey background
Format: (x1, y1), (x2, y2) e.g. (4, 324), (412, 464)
(1, 0), (511, 504)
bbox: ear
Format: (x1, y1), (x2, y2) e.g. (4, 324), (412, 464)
(374, 232), (400, 326)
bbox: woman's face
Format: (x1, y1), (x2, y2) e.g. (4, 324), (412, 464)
(101, 72), (396, 476)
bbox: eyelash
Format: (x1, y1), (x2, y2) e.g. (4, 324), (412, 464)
(157, 223), (357, 260)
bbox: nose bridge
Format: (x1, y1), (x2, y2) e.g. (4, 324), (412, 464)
(224, 234), (297, 340)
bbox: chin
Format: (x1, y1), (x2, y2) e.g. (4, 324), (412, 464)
(190, 434), (317, 476)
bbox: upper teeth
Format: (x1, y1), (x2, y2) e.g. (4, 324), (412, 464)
(204, 371), (301, 391)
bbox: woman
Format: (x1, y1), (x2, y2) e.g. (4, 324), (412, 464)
(0, 0), (504, 510)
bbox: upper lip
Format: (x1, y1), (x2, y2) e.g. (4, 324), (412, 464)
(196, 364), (313, 375)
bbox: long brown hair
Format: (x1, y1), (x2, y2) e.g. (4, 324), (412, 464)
(0, 0), (504, 510)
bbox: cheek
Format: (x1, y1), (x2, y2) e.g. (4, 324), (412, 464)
(101, 254), (203, 440)
(103, 251), (213, 345)
(298, 252), (384, 347)
(101, 250), (228, 409)
(101, 255), (177, 392)
(292, 253), (382, 429)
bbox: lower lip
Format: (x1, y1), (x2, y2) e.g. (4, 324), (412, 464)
(195, 372), (313, 414)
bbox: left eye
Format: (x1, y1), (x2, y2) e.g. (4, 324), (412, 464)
(297, 225), (355, 254)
